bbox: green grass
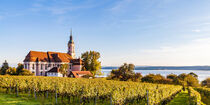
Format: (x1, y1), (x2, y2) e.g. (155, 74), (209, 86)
(0, 92), (111, 105)
(167, 90), (189, 105)
(0, 93), (44, 105)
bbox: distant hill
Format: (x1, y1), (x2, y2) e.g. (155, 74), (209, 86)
(102, 66), (210, 70)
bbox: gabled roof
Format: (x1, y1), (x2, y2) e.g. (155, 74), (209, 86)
(24, 51), (73, 62)
(24, 51), (48, 62)
(48, 67), (60, 73)
(48, 52), (72, 62)
(69, 71), (92, 78)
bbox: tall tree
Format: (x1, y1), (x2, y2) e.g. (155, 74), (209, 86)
(60, 64), (69, 77)
(189, 72), (198, 78)
(107, 63), (141, 81)
(16, 63), (24, 75)
(81, 51), (102, 77)
(0, 60), (9, 75)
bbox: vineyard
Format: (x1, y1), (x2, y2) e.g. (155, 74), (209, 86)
(194, 87), (210, 105)
(0, 76), (182, 105)
(188, 87), (202, 105)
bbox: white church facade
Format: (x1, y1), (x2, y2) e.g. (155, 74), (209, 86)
(23, 31), (82, 76)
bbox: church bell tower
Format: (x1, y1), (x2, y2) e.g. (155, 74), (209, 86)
(68, 29), (75, 59)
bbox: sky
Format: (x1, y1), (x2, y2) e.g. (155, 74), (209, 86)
(1, 0), (210, 67)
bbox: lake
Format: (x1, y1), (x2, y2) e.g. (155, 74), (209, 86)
(101, 69), (210, 82)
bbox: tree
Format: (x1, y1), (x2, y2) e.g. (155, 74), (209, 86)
(81, 51), (102, 77)
(107, 63), (142, 81)
(167, 74), (177, 80)
(131, 73), (143, 82)
(184, 74), (199, 87)
(201, 78), (210, 88)
(19, 69), (34, 76)
(6, 67), (17, 75)
(189, 72), (198, 78)
(0, 60), (9, 75)
(60, 64), (69, 77)
(174, 73), (199, 87)
(16, 63), (24, 75)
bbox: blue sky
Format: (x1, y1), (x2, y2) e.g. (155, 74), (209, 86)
(1, 0), (210, 66)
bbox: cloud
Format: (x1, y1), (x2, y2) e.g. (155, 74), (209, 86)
(30, 0), (99, 15)
(103, 37), (210, 66)
(133, 37), (210, 66)
(192, 29), (201, 32)
(46, 6), (88, 15)
(110, 0), (133, 12)
(195, 22), (210, 26)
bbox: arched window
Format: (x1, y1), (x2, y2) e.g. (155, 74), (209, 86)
(45, 64), (47, 70)
(25, 64), (27, 69)
(32, 64), (35, 70)
(69, 64), (72, 69)
(41, 64), (43, 70)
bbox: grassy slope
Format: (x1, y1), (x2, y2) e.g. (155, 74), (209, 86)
(167, 90), (189, 105)
(0, 92), (110, 105)
(0, 93), (42, 105)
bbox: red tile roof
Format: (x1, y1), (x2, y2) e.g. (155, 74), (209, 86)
(69, 71), (92, 78)
(24, 51), (73, 62)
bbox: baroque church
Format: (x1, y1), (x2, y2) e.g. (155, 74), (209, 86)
(23, 31), (83, 76)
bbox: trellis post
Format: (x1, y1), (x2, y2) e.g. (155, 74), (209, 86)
(110, 94), (112, 105)
(147, 90), (149, 105)
(55, 85), (57, 104)
(34, 86), (37, 99)
(16, 82), (18, 97)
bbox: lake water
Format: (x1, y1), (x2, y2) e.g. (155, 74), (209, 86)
(101, 69), (210, 82)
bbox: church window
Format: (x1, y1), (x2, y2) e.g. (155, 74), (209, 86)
(41, 64), (43, 70)
(69, 64), (72, 69)
(45, 64), (47, 70)
(25, 64), (27, 69)
(32, 64), (35, 70)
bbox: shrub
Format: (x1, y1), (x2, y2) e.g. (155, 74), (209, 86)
(201, 78), (210, 88)
(82, 74), (93, 79)
(107, 63), (142, 82)
(188, 87), (202, 105)
(167, 74), (177, 80)
(141, 74), (174, 84)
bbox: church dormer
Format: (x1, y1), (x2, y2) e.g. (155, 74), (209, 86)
(68, 29), (75, 58)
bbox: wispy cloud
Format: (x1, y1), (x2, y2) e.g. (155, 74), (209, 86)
(195, 22), (210, 26)
(192, 29), (201, 32)
(110, 0), (133, 12)
(134, 37), (210, 66)
(30, 0), (99, 15)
